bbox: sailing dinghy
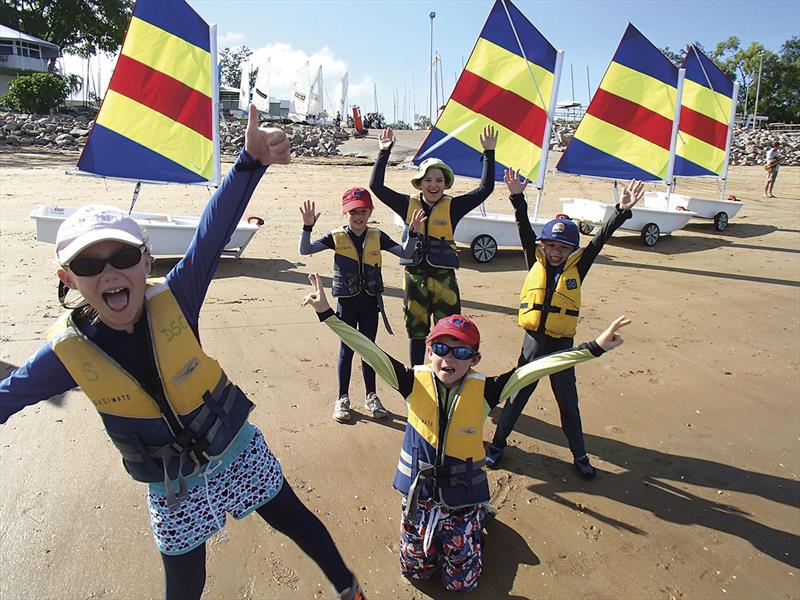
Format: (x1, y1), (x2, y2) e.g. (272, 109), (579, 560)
(31, 0), (262, 258)
(557, 24), (696, 247)
(411, 0), (564, 263)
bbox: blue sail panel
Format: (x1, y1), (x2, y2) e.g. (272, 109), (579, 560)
(557, 137), (662, 181)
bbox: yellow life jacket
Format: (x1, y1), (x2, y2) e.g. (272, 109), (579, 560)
(393, 366), (489, 511)
(47, 281), (252, 505)
(331, 226), (383, 297)
(401, 194), (458, 269)
(518, 247), (583, 337)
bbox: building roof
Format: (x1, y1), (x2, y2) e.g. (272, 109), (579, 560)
(0, 24), (60, 49)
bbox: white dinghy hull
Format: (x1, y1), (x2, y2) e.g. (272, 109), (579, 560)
(645, 192), (744, 232)
(31, 205), (261, 258)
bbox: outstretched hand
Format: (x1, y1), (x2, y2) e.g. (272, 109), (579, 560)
(300, 200), (320, 227)
(504, 167), (529, 195)
(378, 127), (395, 151)
(408, 208), (427, 234)
(480, 125), (498, 150)
(595, 316), (632, 351)
(302, 272), (331, 313)
(245, 104), (291, 166)
(620, 179), (644, 210)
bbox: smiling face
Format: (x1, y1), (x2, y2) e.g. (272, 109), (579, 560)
(427, 334), (481, 387)
(420, 168), (446, 205)
(541, 240), (575, 267)
(57, 240), (152, 333)
(346, 207), (372, 234)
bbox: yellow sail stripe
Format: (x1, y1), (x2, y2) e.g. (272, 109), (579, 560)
(97, 90), (214, 179)
(576, 113), (670, 179)
(123, 16), (211, 96)
(681, 79), (732, 125)
(465, 37), (554, 112)
(600, 61), (676, 120)
(676, 130), (726, 175)
(436, 99), (542, 177)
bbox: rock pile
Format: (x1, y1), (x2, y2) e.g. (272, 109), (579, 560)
(550, 121), (799, 166)
(0, 111), (351, 158)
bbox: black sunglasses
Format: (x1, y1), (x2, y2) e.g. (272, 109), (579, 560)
(65, 245), (144, 277)
(430, 342), (478, 360)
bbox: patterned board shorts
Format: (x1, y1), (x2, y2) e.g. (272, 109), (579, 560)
(403, 268), (461, 339)
(399, 498), (487, 592)
(148, 425), (284, 556)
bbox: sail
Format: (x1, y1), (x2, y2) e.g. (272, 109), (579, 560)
(290, 61), (310, 117)
(413, 0), (562, 183)
(252, 57), (270, 112)
(76, 0), (220, 185)
(673, 45), (736, 178)
(238, 60), (250, 110)
(556, 24), (679, 182)
(338, 71), (349, 117)
(308, 65), (323, 116)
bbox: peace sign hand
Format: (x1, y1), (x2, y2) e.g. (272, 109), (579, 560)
(504, 167), (529, 195)
(302, 272), (331, 313)
(620, 179), (644, 210)
(595, 315), (632, 352)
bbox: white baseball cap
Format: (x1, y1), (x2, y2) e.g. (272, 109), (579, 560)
(56, 204), (146, 265)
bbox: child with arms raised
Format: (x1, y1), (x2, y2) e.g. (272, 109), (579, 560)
(369, 126), (496, 365)
(0, 106), (365, 600)
(299, 189), (423, 423)
(486, 169), (643, 478)
(302, 270), (630, 592)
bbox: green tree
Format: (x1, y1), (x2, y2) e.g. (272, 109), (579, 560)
(0, 72), (70, 113)
(0, 0), (132, 67)
(712, 37), (775, 122)
(756, 37), (800, 123)
(219, 46), (253, 89)
(660, 42), (707, 67)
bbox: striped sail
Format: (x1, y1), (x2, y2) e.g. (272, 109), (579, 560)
(557, 24), (679, 182)
(413, 0), (560, 183)
(76, 0), (219, 185)
(674, 45), (735, 177)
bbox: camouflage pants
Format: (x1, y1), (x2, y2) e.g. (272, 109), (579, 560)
(399, 499), (485, 591)
(403, 267), (461, 340)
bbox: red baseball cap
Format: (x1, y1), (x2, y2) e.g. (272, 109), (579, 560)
(341, 187), (373, 213)
(426, 314), (481, 349)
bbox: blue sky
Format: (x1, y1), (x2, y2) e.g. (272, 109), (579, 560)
(68, 0), (800, 120)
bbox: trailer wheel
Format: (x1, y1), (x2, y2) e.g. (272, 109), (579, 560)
(579, 221), (594, 235)
(641, 222), (660, 247)
(471, 234), (498, 263)
(713, 211), (729, 231)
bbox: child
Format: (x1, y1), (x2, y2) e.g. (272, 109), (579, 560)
(0, 107), (364, 600)
(302, 271), (630, 592)
(485, 169), (643, 478)
(369, 126), (497, 365)
(298, 189), (423, 423)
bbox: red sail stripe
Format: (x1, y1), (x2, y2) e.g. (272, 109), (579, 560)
(678, 105), (728, 150)
(451, 69), (546, 146)
(587, 87), (673, 150)
(109, 54), (212, 140)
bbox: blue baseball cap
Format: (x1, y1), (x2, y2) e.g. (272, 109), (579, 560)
(539, 219), (579, 248)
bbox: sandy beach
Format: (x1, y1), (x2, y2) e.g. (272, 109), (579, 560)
(1, 132), (798, 599)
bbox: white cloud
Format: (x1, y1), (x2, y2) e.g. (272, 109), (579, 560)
(220, 32), (245, 45)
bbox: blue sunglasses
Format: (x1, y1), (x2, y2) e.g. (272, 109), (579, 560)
(430, 342), (478, 360)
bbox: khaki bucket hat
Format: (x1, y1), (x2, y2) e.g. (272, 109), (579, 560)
(410, 158), (455, 190)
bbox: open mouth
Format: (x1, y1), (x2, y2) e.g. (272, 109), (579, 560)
(102, 286), (130, 312)
(441, 366), (456, 374)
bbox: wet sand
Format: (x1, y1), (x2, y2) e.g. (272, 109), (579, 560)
(1, 136), (798, 599)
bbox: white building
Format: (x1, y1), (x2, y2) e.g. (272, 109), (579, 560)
(0, 25), (60, 95)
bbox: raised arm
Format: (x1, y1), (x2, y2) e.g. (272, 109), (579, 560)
(503, 168), (537, 269)
(303, 273), (414, 396)
(450, 126), (497, 221)
(495, 316), (631, 403)
(369, 128), (411, 217)
(167, 105), (290, 330)
(298, 200), (333, 255)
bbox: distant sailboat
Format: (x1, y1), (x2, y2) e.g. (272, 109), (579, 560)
(238, 60), (251, 111)
(307, 65), (323, 118)
(289, 61), (310, 121)
(338, 71), (349, 118)
(251, 57), (270, 112)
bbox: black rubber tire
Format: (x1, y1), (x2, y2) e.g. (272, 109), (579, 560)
(641, 222), (660, 247)
(470, 234), (498, 263)
(714, 212), (729, 231)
